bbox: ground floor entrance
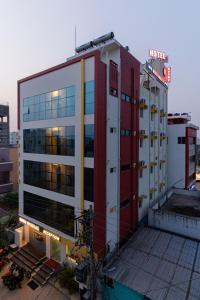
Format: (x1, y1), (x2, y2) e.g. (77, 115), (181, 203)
(29, 228), (46, 257)
(15, 219), (87, 264)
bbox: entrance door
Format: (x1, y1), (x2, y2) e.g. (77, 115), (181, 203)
(29, 228), (46, 256)
(50, 238), (61, 262)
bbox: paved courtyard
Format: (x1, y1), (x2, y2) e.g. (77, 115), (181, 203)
(0, 263), (78, 300)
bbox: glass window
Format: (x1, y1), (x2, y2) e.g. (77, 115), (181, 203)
(85, 81), (94, 115)
(24, 160), (75, 197)
(84, 168), (94, 202)
(24, 191), (74, 236)
(24, 126), (75, 156)
(120, 198), (131, 208)
(121, 93), (126, 101)
(178, 137), (186, 144)
(84, 125), (94, 157)
(23, 85), (75, 122)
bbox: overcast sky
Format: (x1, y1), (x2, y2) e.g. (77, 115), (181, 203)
(0, 0), (199, 131)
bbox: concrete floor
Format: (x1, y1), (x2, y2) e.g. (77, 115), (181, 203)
(107, 227), (200, 300)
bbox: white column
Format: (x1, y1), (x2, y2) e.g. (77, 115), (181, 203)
(46, 236), (51, 258)
(60, 238), (66, 263)
(24, 224), (30, 243)
(15, 227), (23, 247)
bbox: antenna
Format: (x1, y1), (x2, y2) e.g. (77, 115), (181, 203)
(74, 25), (77, 54)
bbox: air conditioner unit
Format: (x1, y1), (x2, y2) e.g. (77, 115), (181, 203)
(139, 161), (145, 167)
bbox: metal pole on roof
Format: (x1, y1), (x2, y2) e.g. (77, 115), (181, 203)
(75, 25), (77, 54)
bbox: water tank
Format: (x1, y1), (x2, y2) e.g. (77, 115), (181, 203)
(76, 41), (93, 54)
(93, 32), (114, 46)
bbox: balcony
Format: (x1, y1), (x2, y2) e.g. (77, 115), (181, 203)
(0, 182), (13, 193)
(0, 161), (13, 172)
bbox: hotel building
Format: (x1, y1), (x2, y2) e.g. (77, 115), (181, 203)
(139, 54), (169, 221)
(16, 34), (140, 263)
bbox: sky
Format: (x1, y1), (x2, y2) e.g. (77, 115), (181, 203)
(0, 0), (199, 131)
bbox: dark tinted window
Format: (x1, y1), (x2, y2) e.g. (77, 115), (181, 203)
(24, 126), (75, 156)
(24, 160), (74, 197)
(84, 125), (94, 157)
(178, 137), (186, 144)
(84, 168), (94, 202)
(24, 191), (74, 236)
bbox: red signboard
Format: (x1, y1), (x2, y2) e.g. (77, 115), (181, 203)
(163, 67), (171, 83)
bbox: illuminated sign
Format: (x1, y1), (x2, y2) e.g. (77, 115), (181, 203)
(19, 217), (26, 224)
(149, 49), (168, 62)
(43, 230), (60, 241)
(146, 62), (171, 84)
(163, 67), (171, 83)
(19, 217), (40, 231)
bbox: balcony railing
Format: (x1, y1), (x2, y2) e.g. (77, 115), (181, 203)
(0, 161), (13, 172)
(0, 182), (13, 193)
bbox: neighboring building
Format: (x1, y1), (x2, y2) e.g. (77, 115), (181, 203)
(10, 131), (19, 145)
(0, 104), (9, 147)
(167, 113), (199, 189)
(16, 33), (140, 262)
(196, 138), (200, 167)
(0, 148), (13, 193)
(9, 145), (19, 192)
(139, 53), (169, 221)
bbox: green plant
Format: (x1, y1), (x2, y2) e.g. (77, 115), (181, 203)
(58, 265), (79, 294)
(0, 239), (8, 248)
(0, 193), (18, 210)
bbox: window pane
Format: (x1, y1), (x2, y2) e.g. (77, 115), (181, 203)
(23, 85), (75, 122)
(23, 126), (75, 156)
(85, 81), (94, 115)
(84, 124), (94, 157)
(84, 168), (94, 202)
(24, 160), (75, 197)
(24, 191), (74, 236)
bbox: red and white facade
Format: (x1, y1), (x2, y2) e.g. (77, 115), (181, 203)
(16, 37), (140, 262)
(139, 58), (168, 221)
(167, 114), (199, 189)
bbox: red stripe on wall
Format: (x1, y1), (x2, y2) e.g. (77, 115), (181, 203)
(93, 54), (107, 257)
(120, 47), (140, 243)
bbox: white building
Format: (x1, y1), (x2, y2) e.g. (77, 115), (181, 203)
(139, 54), (169, 221)
(167, 113), (199, 189)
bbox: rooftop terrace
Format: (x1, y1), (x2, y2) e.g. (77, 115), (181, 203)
(106, 227), (200, 300)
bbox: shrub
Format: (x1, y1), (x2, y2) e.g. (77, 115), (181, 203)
(0, 193), (18, 210)
(58, 265), (79, 294)
(0, 239), (8, 248)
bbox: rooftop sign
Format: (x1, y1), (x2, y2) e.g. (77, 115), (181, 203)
(146, 62), (171, 84)
(149, 49), (168, 62)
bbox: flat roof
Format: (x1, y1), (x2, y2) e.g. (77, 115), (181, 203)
(106, 227), (200, 299)
(164, 193), (200, 217)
